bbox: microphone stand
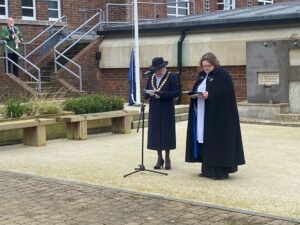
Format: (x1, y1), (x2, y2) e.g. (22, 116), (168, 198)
(124, 93), (168, 178)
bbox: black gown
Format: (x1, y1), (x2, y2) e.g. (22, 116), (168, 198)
(145, 71), (179, 151)
(185, 67), (245, 178)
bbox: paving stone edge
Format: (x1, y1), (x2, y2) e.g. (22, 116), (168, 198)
(1, 169), (299, 224)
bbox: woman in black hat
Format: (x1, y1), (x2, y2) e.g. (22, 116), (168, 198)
(144, 57), (179, 170)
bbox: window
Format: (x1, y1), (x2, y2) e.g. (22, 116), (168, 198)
(204, 0), (210, 13)
(167, 0), (190, 18)
(48, 0), (61, 21)
(258, 0), (274, 5)
(247, 0), (253, 7)
(0, 0), (8, 19)
(22, 0), (36, 20)
(217, 0), (236, 10)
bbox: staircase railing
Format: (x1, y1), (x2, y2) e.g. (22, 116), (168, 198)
(0, 40), (41, 94)
(23, 15), (68, 60)
(54, 11), (102, 92)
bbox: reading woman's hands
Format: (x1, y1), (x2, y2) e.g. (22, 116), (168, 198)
(202, 91), (208, 99)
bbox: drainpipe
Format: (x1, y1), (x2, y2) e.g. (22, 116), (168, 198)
(176, 30), (186, 104)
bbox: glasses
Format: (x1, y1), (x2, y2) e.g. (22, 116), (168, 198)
(201, 64), (212, 68)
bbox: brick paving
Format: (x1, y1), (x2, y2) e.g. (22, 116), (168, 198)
(0, 171), (299, 225)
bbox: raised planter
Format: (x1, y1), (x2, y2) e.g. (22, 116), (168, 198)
(0, 110), (139, 146)
(237, 101), (290, 120)
(0, 111), (73, 146)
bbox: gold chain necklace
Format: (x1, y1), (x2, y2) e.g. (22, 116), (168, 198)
(151, 72), (170, 92)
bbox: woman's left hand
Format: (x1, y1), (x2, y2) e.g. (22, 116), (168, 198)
(202, 91), (208, 99)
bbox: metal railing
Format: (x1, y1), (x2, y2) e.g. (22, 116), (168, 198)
(105, 0), (196, 25)
(23, 15), (68, 60)
(54, 11), (102, 91)
(0, 40), (41, 93)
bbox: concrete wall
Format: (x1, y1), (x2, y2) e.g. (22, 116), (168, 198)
(289, 82), (300, 113)
(246, 39), (300, 113)
(246, 40), (289, 104)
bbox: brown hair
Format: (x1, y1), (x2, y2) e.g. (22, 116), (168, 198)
(199, 52), (220, 68)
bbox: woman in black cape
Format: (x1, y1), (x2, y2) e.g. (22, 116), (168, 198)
(145, 57), (179, 170)
(185, 52), (245, 180)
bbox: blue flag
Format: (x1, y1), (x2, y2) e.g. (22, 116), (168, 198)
(128, 48), (136, 105)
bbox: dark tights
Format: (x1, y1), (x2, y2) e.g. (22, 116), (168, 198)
(157, 150), (170, 161)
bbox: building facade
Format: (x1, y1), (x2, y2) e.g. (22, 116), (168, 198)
(97, 1), (300, 114)
(0, 0), (298, 107)
(0, 0), (294, 42)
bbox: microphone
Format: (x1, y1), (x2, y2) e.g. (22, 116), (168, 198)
(143, 70), (153, 76)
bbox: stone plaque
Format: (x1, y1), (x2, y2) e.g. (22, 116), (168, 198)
(257, 72), (280, 85)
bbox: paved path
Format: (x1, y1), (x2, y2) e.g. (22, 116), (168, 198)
(0, 170), (299, 225)
(0, 122), (299, 219)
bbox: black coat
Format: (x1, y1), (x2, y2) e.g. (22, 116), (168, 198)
(145, 71), (179, 150)
(185, 67), (245, 167)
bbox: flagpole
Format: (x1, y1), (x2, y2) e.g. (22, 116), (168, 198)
(133, 0), (141, 104)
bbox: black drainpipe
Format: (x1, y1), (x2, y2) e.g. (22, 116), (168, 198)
(176, 30), (186, 104)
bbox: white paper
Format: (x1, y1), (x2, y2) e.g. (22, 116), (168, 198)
(145, 90), (156, 96)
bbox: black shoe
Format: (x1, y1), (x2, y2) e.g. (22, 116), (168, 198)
(165, 159), (171, 170)
(212, 174), (229, 180)
(199, 173), (204, 177)
(154, 159), (164, 169)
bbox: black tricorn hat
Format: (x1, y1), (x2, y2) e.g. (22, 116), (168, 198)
(148, 57), (168, 72)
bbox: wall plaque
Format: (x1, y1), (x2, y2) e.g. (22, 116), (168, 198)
(257, 72), (280, 85)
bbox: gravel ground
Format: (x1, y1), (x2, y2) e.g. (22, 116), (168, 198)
(0, 121), (299, 219)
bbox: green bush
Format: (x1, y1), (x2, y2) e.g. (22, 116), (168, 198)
(3, 97), (31, 118)
(63, 95), (124, 115)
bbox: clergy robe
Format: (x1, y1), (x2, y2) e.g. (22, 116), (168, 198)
(145, 71), (179, 151)
(185, 67), (245, 174)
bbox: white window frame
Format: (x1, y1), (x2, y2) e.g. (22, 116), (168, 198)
(258, 0), (274, 5)
(247, 0), (253, 7)
(167, 0), (190, 17)
(0, 0), (8, 19)
(48, 0), (61, 21)
(217, 0), (236, 11)
(22, 0), (36, 21)
(204, 0), (210, 13)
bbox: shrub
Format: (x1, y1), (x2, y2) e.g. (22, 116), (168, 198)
(63, 95), (124, 115)
(26, 100), (63, 116)
(3, 97), (31, 118)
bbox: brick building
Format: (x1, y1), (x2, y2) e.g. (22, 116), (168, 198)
(0, 0), (298, 107)
(0, 0), (294, 45)
(97, 1), (300, 115)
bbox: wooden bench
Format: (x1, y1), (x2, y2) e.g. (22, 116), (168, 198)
(56, 110), (138, 140)
(0, 118), (56, 147)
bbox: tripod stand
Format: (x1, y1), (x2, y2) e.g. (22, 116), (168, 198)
(124, 99), (168, 178)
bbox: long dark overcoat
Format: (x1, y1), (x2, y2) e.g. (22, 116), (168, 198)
(145, 72), (179, 150)
(185, 67), (245, 168)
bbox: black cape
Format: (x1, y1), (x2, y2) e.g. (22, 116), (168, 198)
(185, 67), (245, 168)
(145, 72), (179, 150)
